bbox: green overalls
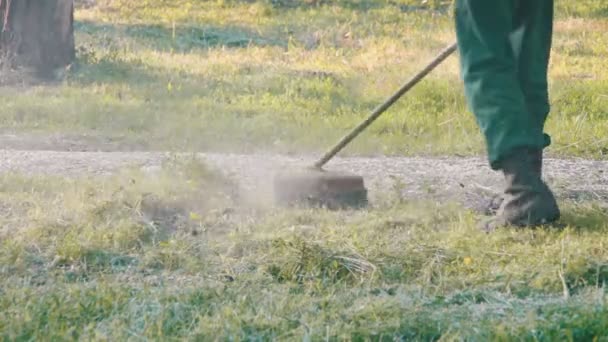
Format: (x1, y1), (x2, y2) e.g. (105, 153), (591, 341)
(454, 0), (554, 170)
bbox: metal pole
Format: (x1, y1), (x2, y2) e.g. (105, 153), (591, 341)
(313, 42), (457, 169)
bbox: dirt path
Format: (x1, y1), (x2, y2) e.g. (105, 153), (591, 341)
(1, 147), (606, 212)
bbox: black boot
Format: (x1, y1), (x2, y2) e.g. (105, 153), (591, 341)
(483, 147), (560, 231)
(486, 148), (543, 215)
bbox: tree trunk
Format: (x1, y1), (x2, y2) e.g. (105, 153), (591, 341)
(0, 0), (75, 76)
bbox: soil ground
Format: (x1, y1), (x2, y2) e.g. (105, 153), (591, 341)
(1, 133), (606, 213)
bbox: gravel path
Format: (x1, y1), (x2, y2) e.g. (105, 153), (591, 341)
(1, 149), (606, 211)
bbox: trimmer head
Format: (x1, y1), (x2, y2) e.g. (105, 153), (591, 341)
(270, 44), (456, 210)
(273, 168), (368, 209)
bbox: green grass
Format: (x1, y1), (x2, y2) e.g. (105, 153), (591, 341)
(1, 0), (607, 158)
(1, 158), (608, 340)
(2, 1), (608, 339)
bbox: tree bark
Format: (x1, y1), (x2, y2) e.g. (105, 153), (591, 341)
(0, 0), (75, 76)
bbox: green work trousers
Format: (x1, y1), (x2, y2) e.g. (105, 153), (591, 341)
(454, 0), (554, 170)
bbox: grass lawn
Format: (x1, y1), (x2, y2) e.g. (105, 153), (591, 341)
(0, 0), (607, 158)
(1, 158), (608, 340)
(1, 0), (608, 340)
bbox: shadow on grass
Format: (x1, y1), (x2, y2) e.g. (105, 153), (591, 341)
(594, 7), (608, 17)
(70, 20), (289, 85)
(271, 0), (607, 18)
(261, 0), (451, 13)
(75, 20), (288, 52)
(559, 202), (608, 232)
(68, 58), (161, 85)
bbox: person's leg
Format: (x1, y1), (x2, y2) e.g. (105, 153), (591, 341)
(513, 0), (555, 172)
(455, 0), (559, 228)
(454, 0), (545, 170)
(486, 0), (555, 215)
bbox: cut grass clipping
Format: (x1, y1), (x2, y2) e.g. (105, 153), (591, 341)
(1, 0), (607, 340)
(1, 156), (608, 340)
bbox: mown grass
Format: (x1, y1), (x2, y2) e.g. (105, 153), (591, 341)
(1, 158), (608, 340)
(1, 1), (607, 340)
(0, 0), (606, 158)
